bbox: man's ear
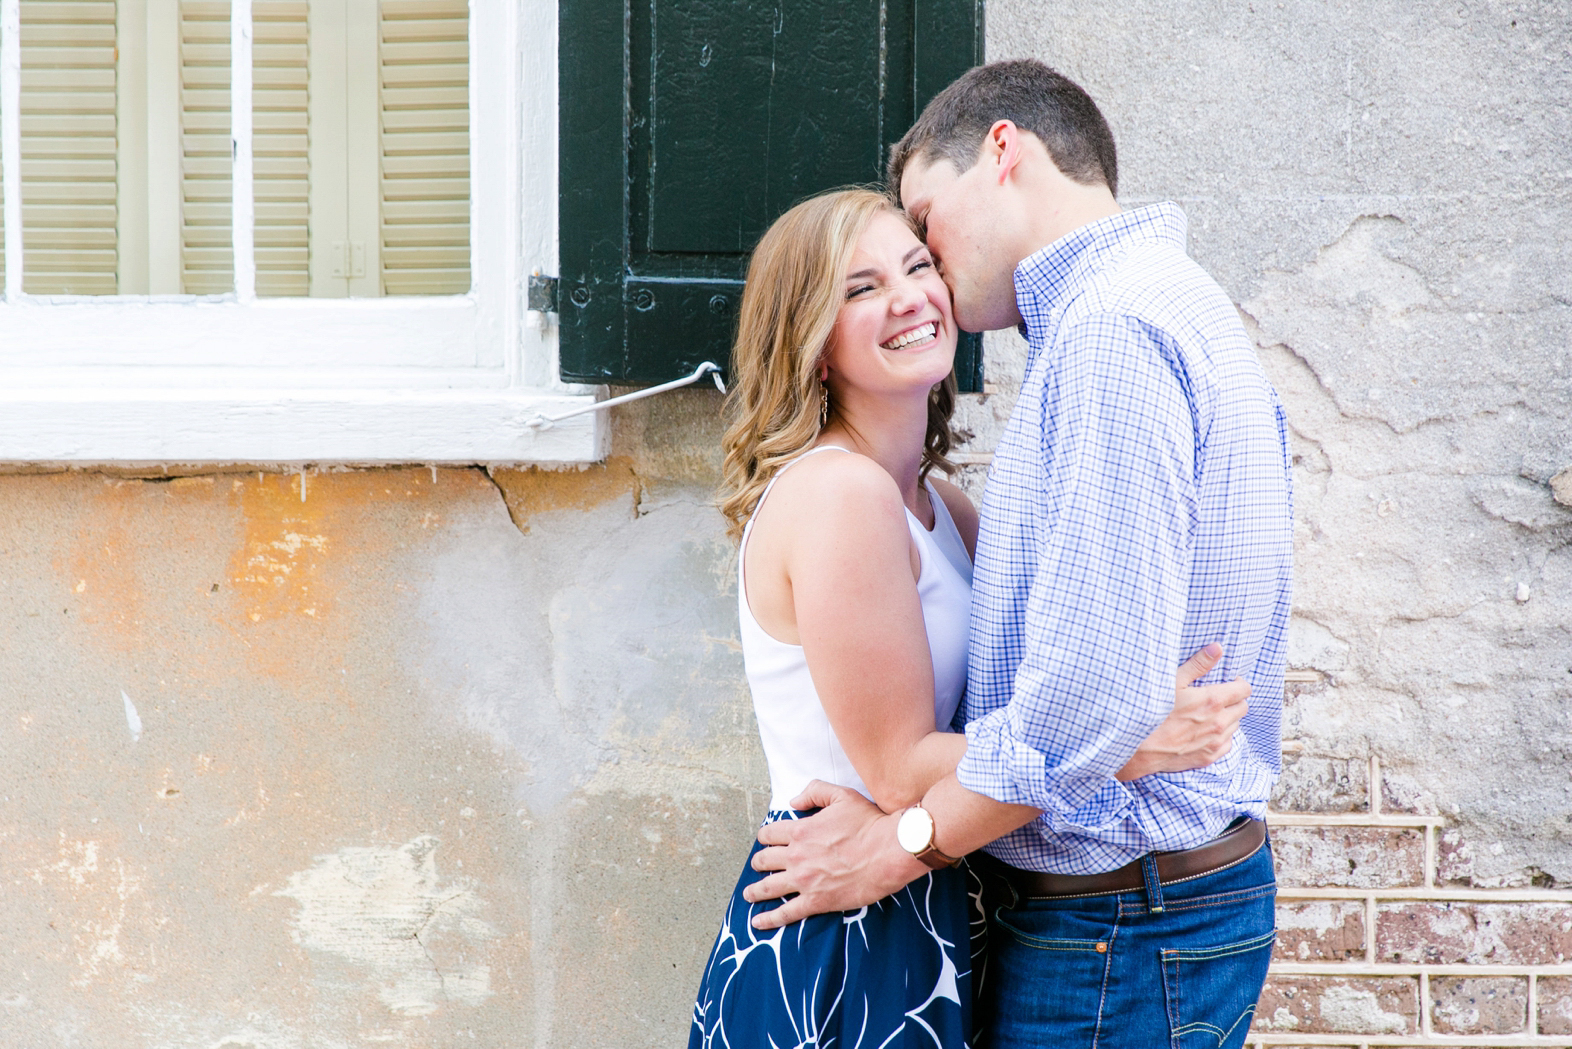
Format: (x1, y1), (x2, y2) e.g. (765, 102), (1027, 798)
(986, 120), (1024, 186)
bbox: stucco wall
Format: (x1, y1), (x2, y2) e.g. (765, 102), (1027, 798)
(3, 2), (1570, 1047)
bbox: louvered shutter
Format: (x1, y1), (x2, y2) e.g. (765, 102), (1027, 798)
(254, 0), (310, 297)
(8, 0), (469, 299)
(379, 0), (468, 296)
(180, 0), (232, 294)
(20, 0), (119, 295)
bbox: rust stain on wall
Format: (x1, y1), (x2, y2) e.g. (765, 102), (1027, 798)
(59, 474), (234, 653)
(228, 473), (335, 624)
(489, 459), (640, 533)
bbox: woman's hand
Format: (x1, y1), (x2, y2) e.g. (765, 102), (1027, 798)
(1116, 643), (1250, 781)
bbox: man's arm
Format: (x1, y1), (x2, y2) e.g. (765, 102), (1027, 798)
(744, 645), (1245, 928)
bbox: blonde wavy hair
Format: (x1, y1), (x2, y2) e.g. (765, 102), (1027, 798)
(718, 187), (957, 541)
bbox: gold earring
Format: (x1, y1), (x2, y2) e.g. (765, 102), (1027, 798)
(819, 384), (829, 427)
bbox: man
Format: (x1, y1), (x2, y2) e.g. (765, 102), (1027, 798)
(743, 60), (1294, 1048)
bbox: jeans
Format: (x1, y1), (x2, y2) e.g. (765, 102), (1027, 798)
(980, 838), (1276, 1049)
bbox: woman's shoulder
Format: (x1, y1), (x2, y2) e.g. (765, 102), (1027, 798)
(751, 448), (908, 550)
(768, 446), (904, 518)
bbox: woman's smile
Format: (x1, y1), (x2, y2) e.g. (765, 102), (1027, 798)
(881, 321), (939, 351)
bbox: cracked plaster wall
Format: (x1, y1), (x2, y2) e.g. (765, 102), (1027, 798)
(0, 391), (761, 1049)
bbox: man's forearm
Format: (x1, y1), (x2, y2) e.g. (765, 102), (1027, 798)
(922, 771), (1042, 858)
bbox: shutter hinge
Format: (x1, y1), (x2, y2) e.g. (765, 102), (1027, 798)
(528, 274), (559, 313)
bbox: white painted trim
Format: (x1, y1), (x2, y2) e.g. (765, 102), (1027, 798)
(0, 0), (606, 464)
(0, 296), (491, 369)
(0, 387), (603, 463)
(1, 0), (19, 302)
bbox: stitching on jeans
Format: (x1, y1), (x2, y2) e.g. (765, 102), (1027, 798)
(1172, 1003), (1257, 1044)
(1122, 884), (1275, 919)
(990, 910), (1108, 952)
(1161, 928), (1277, 962)
(1148, 884), (1277, 914)
(1090, 908), (1119, 1049)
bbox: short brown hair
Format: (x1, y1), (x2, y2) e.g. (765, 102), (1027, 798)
(888, 59), (1118, 197)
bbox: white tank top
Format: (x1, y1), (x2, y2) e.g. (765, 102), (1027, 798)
(738, 446), (973, 810)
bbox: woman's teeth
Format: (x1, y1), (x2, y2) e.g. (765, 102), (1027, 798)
(882, 322), (937, 350)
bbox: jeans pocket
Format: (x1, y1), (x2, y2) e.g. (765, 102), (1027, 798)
(1159, 927), (1276, 1049)
(991, 908), (1109, 954)
(988, 908), (1113, 1049)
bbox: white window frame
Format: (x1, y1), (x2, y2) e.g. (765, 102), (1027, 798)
(0, 0), (602, 464)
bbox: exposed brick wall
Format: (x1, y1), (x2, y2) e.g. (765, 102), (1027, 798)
(1252, 749), (1572, 1047)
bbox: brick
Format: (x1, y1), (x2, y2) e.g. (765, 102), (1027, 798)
(1274, 899), (1365, 961)
(1253, 976), (1419, 1036)
(1272, 825), (1425, 888)
(1429, 976), (1527, 1035)
(1539, 976), (1572, 1036)
(1378, 768), (1437, 815)
(1272, 754), (1369, 813)
(1376, 901), (1572, 964)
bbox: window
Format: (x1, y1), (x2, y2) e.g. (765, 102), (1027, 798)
(557, 0), (985, 391)
(0, 0), (598, 463)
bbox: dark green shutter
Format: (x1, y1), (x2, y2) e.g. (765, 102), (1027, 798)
(558, 1), (985, 390)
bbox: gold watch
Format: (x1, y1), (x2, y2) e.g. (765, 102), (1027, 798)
(896, 805), (961, 869)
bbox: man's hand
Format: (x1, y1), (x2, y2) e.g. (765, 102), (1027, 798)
(743, 780), (928, 930)
(1117, 643), (1250, 781)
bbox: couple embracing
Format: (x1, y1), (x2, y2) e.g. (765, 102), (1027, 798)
(690, 59), (1293, 1049)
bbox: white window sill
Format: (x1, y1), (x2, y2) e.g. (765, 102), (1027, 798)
(0, 384), (605, 464)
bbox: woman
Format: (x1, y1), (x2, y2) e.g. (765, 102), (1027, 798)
(690, 188), (1240, 1048)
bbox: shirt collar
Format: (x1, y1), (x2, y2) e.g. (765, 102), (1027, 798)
(1012, 202), (1189, 340)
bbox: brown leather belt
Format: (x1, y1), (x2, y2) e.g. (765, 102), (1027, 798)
(982, 817), (1267, 899)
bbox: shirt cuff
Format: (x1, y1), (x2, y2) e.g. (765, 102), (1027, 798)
(957, 708), (1053, 810)
(959, 707), (1145, 820)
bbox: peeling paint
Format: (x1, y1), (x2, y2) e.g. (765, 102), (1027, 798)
(121, 690), (142, 742)
(275, 835), (495, 1016)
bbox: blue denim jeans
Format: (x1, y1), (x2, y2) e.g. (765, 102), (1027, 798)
(979, 838), (1275, 1049)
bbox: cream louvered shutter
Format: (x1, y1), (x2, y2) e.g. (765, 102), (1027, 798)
(254, 0), (311, 296)
(379, 0), (468, 295)
(20, 0), (119, 295)
(9, 0), (468, 299)
(180, 1), (232, 294)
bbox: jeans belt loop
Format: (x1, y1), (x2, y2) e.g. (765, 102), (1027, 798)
(1140, 852), (1165, 913)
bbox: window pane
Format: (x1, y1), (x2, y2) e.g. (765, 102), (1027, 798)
(379, 0), (468, 295)
(180, 0), (233, 294)
(20, 0), (119, 295)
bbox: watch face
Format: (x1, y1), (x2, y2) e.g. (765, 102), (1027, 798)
(896, 806), (935, 854)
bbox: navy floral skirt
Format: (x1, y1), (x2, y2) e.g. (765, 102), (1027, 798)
(688, 811), (981, 1049)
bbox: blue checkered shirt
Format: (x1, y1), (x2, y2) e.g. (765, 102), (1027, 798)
(955, 202), (1294, 874)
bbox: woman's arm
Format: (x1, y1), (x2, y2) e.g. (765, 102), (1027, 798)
(772, 454), (961, 814)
